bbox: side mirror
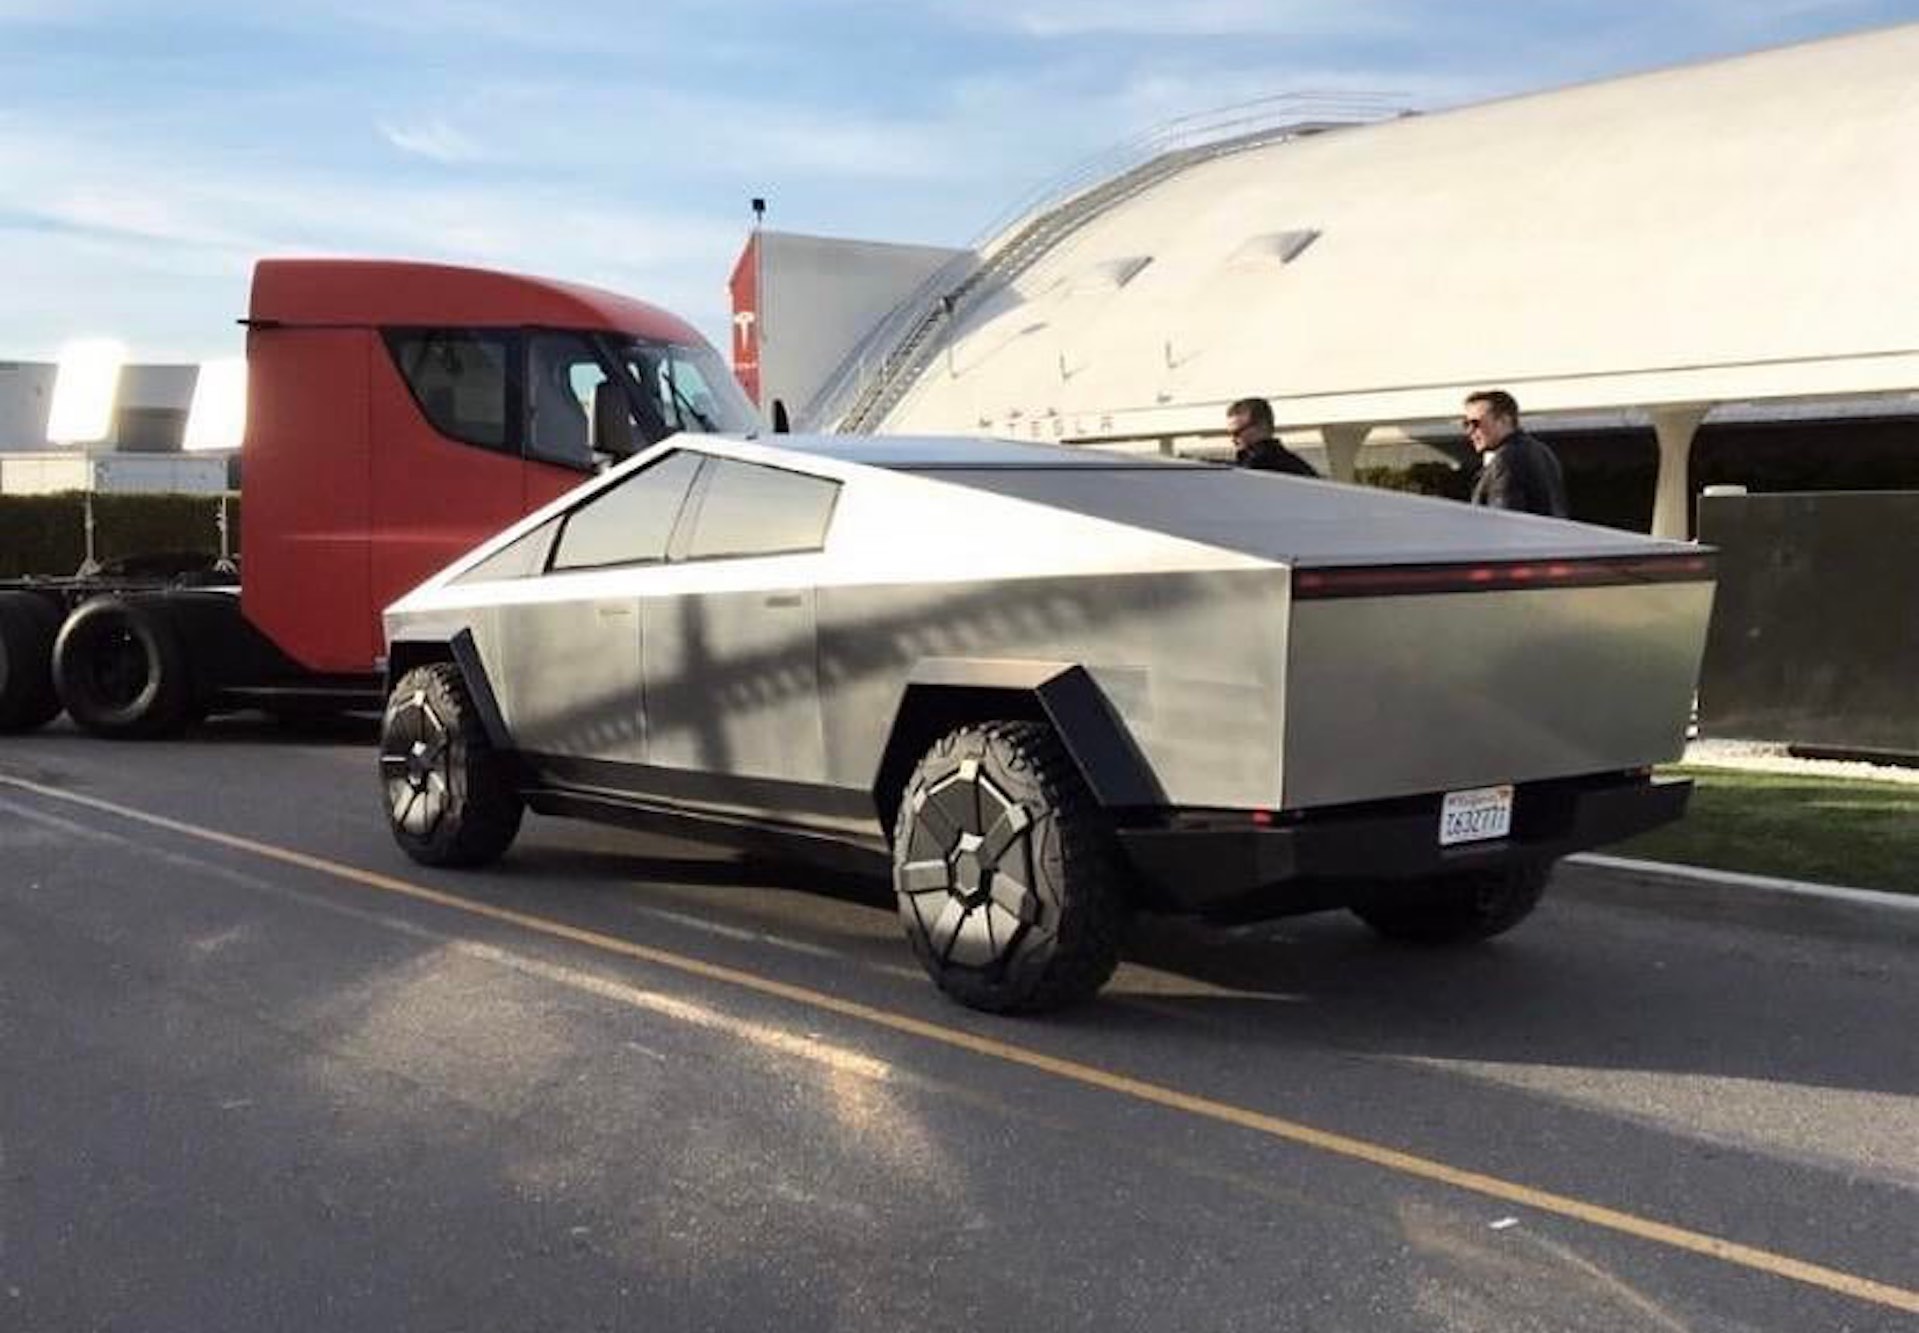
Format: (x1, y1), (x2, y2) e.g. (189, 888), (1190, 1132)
(593, 381), (636, 456)
(771, 398), (791, 434)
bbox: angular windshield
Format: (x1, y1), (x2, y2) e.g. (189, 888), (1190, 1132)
(614, 338), (760, 437)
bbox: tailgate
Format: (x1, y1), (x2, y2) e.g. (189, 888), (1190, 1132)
(1281, 554), (1714, 809)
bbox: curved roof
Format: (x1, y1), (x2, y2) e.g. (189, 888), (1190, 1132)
(249, 259), (705, 345)
(879, 23), (1919, 440)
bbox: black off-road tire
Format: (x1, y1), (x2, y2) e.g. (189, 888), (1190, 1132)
(892, 721), (1129, 1014)
(0, 591), (63, 733)
(1351, 861), (1553, 944)
(379, 663), (523, 867)
(52, 596), (199, 738)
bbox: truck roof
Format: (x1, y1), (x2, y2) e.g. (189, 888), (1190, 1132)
(694, 433), (1700, 567)
(767, 433), (1206, 470)
(248, 259), (705, 344)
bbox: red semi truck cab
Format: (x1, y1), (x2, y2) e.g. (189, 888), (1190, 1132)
(244, 258), (759, 676)
(0, 259), (760, 738)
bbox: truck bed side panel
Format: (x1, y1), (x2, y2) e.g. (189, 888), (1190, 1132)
(1282, 582), (1713, 809)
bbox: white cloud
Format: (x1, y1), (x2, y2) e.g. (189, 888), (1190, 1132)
(989, 0), (1411, 38)
(380, 117), (485, 163)
(388, 77), (951, 184)
(0, 114), (748, 354)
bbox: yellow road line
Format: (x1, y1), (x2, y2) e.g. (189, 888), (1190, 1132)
(5, 770), (1915, 1316)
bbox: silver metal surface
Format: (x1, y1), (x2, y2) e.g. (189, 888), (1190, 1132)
(642, 587), (825, 782)
(816, 571), (1288, 808)
(489, 591), (645, 763)
(1283, 583), (1715, 808)
(387, 433), (1714, 829)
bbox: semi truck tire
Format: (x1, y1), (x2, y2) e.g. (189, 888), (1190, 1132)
(52, 597), (199, 738)
(1350, 861), (1553, 944)
(892, 720), (1127, 1013)
(379, 663), (523, 867)
(0, 591), (63, 733)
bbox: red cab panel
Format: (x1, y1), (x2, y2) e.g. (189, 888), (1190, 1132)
(239, 326), (375, 673)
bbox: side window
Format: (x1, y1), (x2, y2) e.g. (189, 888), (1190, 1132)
(527, 332), (630, 471)
(453, 517), (560, 584)
(551, 450), (705, 571)
(386, 330), (515, 453)
(681, 460), (838, 560)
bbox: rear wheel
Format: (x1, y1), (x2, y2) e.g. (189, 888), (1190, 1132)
(892, 721), (1128, 1013)
(1351, 861), (1553, 944)
(379, 663), (523, 867)
(52, 596), (199, 738)
(0, 591), (63, 733)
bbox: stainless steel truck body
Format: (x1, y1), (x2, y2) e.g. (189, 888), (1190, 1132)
(379, 434), (1714, 1011)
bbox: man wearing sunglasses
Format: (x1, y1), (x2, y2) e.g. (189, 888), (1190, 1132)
(1462, 389), (1568, 517)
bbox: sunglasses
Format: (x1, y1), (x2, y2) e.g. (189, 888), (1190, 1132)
(1462, 417), (1493, 431)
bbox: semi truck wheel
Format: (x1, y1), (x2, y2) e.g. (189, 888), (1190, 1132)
(1351, 861), (1552, 944)
(892, 721), (1127, 1013)
(0, 591), (63, 733)
(380, 663), (523, 867)
(52, 597), (198, 738)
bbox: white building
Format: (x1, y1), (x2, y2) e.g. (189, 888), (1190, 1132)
(0, 360), (226, 495)
(746, 24), (1919, 539)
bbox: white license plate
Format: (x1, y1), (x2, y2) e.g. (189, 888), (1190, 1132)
(1439, 785), (1514, 846)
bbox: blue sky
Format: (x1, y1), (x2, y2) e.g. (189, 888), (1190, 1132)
(2, 0), (1913, 361)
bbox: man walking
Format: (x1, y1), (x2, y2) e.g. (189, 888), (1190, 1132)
(1226, 397), (1318, 477)
(1463, 389), (1568, 517)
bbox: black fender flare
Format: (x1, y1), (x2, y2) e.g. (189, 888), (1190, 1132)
(870, 659), (1165, 837)
(386, 629), (513, 753)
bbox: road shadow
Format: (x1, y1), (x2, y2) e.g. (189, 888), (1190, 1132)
(468, 829), (1919, 1102)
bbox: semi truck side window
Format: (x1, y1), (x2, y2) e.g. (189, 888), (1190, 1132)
(528, 332), (629, 471)
(386, 330), (516, 454)
(550, 449), (705, 571)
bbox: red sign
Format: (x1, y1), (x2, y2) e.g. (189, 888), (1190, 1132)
(728, 233), (761, 405)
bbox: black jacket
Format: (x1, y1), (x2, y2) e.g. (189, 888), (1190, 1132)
(1470, 430), (1568, 517)
(1236, 437), (1318, 477)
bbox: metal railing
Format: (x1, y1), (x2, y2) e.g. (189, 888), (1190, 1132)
(805, 92), (1408, 434)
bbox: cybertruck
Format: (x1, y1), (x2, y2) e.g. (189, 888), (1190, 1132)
(378, 435), (1714, 1013)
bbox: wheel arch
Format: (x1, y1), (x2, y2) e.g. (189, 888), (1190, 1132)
(386, 629), (512, 752)
(870, 659), (1164, 838)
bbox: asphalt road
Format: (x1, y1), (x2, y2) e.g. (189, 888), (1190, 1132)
(1, 718), (1914, 1332)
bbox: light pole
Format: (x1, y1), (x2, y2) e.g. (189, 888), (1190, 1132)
(46, 338), (127, 575)
(751, 196), (768, 415)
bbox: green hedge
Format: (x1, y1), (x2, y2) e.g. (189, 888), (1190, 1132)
(1357, 457), (1654, 531)
(1356, 461), (1470, 501)
(0, 493), (239, 579)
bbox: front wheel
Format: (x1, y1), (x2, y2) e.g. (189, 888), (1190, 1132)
(892, 721), (1128, 1014)
(1351, 861), (1553, 944)
(379, 663), (523, 867)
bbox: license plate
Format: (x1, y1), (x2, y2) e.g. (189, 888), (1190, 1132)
(1439, 785), (1514, 846)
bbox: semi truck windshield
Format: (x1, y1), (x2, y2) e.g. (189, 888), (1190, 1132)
(617, 339), (759, 437)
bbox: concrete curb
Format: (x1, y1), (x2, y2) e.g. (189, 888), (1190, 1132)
(1560, 852), (1919, 943)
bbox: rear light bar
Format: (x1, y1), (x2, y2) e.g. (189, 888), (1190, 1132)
(1293, 553), (1713, 600)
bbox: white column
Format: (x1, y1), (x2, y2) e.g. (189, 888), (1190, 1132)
(1649, 404), (1711, 540)
(1319, 423), (1371, 483)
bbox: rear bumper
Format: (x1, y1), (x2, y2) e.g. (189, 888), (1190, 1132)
(1117, 773), (1691, 917)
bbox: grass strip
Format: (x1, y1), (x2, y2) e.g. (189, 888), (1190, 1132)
(1609, 765), (1919, 896)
